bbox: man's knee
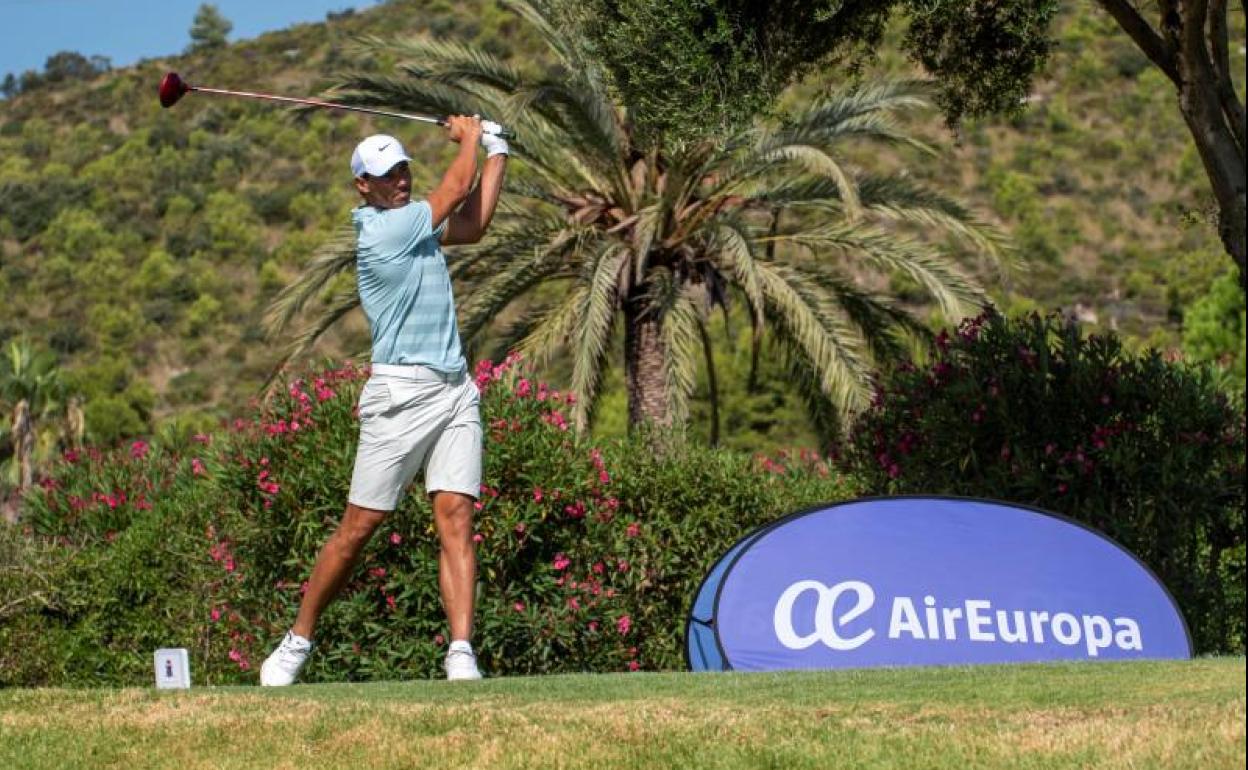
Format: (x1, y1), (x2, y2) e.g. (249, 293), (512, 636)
(433, 493), (474, 539)
(335, 505), (386, 555)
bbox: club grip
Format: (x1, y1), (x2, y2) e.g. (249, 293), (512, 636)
(481, 119), (515, 141)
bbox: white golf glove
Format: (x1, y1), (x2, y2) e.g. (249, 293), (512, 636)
(480, 120), (509, 157)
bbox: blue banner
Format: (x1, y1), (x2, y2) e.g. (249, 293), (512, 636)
(687, 497), (1191, 671)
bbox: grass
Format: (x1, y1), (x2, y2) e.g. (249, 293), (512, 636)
(0, 659), (1242, 769)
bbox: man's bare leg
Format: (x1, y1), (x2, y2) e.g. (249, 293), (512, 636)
(432, 491), (476, 641)
(291, 503), (387, 639)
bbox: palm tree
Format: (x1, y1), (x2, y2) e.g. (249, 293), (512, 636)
(267, 0), (1008, 434)
(0, 339), (65, 492)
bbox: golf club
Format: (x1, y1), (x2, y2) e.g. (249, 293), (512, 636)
(158, 72), (514, 139)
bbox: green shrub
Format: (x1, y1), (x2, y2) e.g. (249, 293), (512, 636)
(5, 357), (853, 686)
(841, 312), (1246, 653)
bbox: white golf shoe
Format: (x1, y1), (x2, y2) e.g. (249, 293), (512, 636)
(444, 641), (482, 681)
(259, 631), (313, 686)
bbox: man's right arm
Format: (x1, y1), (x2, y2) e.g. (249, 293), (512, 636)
(427, 116), (483, 230)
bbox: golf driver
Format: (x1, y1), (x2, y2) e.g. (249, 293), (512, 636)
(158, 72), (514, 139)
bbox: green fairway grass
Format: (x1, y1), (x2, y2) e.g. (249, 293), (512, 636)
(0, 659), (1242, 769)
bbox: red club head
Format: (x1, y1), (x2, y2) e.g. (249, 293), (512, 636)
(158, 72), (190, 108)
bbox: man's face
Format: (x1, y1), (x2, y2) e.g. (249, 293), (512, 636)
(354, 161), (412, 209)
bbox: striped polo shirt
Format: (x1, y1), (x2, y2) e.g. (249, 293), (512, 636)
(352, 200), (466, 374)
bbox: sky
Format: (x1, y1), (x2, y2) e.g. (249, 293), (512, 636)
(0, 0), (379, 78)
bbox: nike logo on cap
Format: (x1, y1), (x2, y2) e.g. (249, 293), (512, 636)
(378, 142), (392, 151)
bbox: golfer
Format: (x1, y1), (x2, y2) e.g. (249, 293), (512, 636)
(260, 115), (507, 684)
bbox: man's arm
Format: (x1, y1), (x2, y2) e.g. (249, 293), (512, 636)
(442, 153), (508, 246)
(427, 116), (483, 229)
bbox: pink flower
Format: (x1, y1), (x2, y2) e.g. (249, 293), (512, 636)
(191, 458), (206, 476)
(532, 487), (544, 503)
(368, 567), (386, 579)
(300, 581), (310, 595)
(626, 522), (641, 538)
(390, 532), (402, 545)
(516, 378), (532, 397)
(553, 553), (571, 571)
(513, 601), (526, 612)
(129, 440), (149, 460)
(564, 501), (586, 519)
(617, 559), (629, 572)
(592, 561), (605, 575)
(598, 471), (610, 484)
(386, 595), (397, 611)
(617, 615), (632, 635)
(210, 608), (221, 622)
(588, 621), (599, 632)
(434, 634), (445, 646)
(63, 449), (80, 464)
(472, 533), (484, 543)
(628, 660), (640, 672)
(567, 597), (581, 610)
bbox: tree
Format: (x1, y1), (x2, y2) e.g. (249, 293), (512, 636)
(0, 340), (64, 493)
(566, 0), (1245, 289)
(267, 1), (1006, 434)
(188, 4), (233, 53)
(1, 74), (16, 99)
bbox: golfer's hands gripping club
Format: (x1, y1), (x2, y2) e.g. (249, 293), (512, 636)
(479, 119), (509, 157)
(445, 115), (483, 147)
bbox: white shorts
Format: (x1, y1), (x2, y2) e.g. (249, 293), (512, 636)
(347, 364), (482, 511)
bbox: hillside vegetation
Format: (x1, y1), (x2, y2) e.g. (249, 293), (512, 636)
(0, 0), (1241, 455)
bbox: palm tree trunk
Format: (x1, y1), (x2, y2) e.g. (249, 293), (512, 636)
(623, 288), (671, 429)
(12, 399), (34, 492)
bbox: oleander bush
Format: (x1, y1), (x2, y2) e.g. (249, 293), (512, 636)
(1, 358), (854, 687)
(841, 312), (1246, 653)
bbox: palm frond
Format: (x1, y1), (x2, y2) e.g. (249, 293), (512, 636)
(754, 261), (874, 415)
(265, 288), (362, 390)
(515, 284), (590, 366)
(757, 144), (862, 219)
(766, 223), (991, 319)
(358, 36), (522, 93)
(569, 244), (627, 430)
(263, 227), (357, 340)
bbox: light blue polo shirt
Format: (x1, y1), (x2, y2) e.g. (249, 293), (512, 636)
(352, 200), (466, 374)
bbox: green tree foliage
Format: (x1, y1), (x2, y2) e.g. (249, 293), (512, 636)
(1183, 271), (1247, 392)
(560, 0), (1054, 147)
(0, 340), (67, 492)
(842, 312), (1246, 652)
(188, 4), (233, 53)
(274, 1), (1006, 434)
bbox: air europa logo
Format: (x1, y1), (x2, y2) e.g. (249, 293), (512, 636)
(773, 580), (1144, 657)
(686, 498), (1191, 672)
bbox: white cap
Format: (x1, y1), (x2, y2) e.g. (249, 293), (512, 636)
(350, 134), (412, 178)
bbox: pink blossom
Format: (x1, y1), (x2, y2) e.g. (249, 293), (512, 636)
(63, 449), (80, 464)
(390, 532), (402, 545)
(516, 378), (532, 397)
(628, 660), (640, 672)
(210, 608), (221, 622)
(592, 561), (605, 575)
(553, 553), (571, 571)
(434, 634), (446, 646)
(369, 567), (387, 579)
(473, 533), (484, 543)
(617, 615), (632, 635)
(514, 523), (527, 536)
(191, 458), (207, 476)
(567, 597), (581, 610)
(533, 487), (544, 503)
(588, 621), (599, 632)
(300, 581), (310, 595)
(129, 440), (149, 460)
(626, 522), (641, 538)
(564, 501), (586, 519)
(513, 601), (526, 612)
(617, 559), (629, 572)
(598, 471), (610, 484)
(386, 595), (397, 611)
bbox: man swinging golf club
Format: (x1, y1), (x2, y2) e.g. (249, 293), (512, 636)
(260, 115), (508, 685)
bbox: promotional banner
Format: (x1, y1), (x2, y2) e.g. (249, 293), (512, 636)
(686, 497), (1191, 671)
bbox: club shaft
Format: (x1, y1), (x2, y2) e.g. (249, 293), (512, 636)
(189, 85), (446, 127)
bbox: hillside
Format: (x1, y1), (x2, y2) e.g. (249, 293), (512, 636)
(0, 0), (1242, 455)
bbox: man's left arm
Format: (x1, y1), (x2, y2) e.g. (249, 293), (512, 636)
(441, 150), (507, 246)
